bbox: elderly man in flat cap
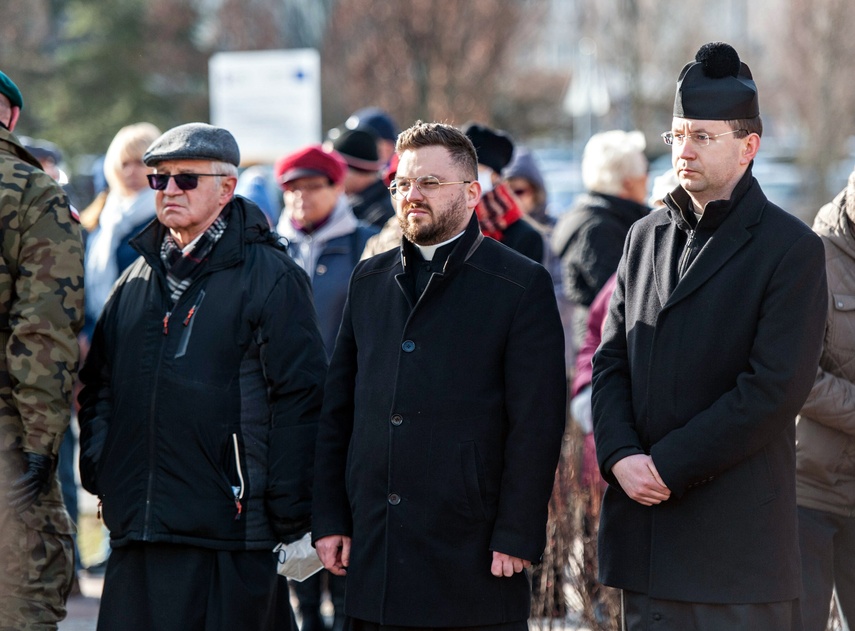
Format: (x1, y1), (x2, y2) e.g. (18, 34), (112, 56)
(0, 69), (84, 630)
(592, 42), (827, 629)
(77, 122), (327, 630)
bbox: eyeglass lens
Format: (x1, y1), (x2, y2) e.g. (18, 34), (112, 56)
(391, 176), (441, 197)
(147, 173), (211, 191)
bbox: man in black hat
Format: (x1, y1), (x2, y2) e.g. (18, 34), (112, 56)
(346, 106), (399, 167)
(77, 122), (327, 630)
(591, 42), (827, 629)
(326, 126), (395, 229)
(462, 122), (544, 263)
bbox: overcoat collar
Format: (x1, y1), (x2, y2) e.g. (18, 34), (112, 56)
(654, 167), (766, 308)
(131, 196), (273, 278)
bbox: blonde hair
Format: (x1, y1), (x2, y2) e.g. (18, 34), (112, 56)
(103, 122), (162, 196)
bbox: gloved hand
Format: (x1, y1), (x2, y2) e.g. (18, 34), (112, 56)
(8, 452), (54, 512)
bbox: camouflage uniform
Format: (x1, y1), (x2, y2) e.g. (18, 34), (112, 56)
(0, 127), (84, 629)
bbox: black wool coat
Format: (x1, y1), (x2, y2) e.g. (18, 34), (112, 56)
(592, 172), (828, 603)
(312, 213), (567, 626)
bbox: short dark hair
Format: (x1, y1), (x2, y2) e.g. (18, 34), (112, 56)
(395, 121), (478, 179)
(728, 116), (763, 138)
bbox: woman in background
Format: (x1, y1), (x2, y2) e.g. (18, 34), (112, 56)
(80, 122), (161, 340)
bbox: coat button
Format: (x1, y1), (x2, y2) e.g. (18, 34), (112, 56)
(316, 264), (327, 275)
(388, 493), (401, 505)
(402, 340), (416, 352)
(391, 414), (403, 426)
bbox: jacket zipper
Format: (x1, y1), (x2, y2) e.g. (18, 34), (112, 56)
(143, 315), (171, 540)
(175, 289), (206, 358)
(678, 229), (696, 279)
(145, 263), (218, 538)
(145, 280), (184, 538)
(231, 433), (245, 520)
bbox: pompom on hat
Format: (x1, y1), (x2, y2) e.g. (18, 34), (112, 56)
(674, 42), (759, 120)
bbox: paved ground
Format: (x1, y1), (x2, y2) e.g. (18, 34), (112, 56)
(58, 574), (103, 631)
(58, 575), (594, 631)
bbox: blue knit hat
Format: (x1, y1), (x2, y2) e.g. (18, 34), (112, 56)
(346, 107), (398, 142)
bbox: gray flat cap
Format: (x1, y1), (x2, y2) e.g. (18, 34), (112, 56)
(143, 122), (240, 166)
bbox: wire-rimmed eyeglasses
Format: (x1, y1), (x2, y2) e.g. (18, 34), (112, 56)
(389, 176), (471, 199)
(661, 130), (747, 147)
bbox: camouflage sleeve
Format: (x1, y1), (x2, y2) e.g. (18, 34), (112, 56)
(6, 176), (84, 457)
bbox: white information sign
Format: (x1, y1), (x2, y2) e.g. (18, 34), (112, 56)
(209, 49), (321, 165)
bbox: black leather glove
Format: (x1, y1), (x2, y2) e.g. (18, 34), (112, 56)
(8, 452), (54, 512)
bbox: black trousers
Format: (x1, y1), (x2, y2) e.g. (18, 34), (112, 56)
(621, 590), (802, 631)
(798, 505), (855, 631)
(97, 542), (296, 631)
(348, 618), (529, 631)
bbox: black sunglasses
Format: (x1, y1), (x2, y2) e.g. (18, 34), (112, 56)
(147, 173), (220, 191)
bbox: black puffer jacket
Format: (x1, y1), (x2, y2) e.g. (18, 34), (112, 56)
(551, 192), (648, 307)
(78, 197), (327, 550)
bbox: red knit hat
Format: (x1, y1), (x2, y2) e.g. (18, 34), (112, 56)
(274, 145), (348, 188)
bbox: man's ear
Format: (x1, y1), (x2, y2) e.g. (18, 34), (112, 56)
(466, 180), (482, 209)
(741, 133), (760, 165)
(6, 106), (20, 132)
(219, 175), (238, 204)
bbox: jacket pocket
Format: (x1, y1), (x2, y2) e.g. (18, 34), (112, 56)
(460, 441), (488, 521)
(223, 433), (246, 521)
(830, 293), (855, 352)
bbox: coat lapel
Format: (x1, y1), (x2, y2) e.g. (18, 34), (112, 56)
(664, 187), (765, 309)
(653, 221), (680, 307)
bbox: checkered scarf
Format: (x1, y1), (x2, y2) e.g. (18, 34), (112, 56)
(475, 182), (523, 242)
(160, 212), (229, 304)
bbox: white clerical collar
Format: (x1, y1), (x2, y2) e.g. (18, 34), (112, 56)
(414, 231), (465, 261)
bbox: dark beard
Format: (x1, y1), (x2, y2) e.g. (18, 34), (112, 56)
(398, 199), (468, 246)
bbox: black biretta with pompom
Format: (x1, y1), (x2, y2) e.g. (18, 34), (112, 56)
(674, 42), (759, 120)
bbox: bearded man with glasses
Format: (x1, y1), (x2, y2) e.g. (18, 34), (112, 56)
(592, 42), (827, 630)
(77, 123), (327, 630)
(312, 121), (566, 630)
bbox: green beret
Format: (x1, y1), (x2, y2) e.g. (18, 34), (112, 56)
(0, 70), (23, 110)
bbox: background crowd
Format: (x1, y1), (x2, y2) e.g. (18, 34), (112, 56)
(1, 33), (854, 631)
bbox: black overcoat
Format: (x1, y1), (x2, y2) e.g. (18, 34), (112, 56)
(592, 174), (827, 603)
(312, 214), (567, 626)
